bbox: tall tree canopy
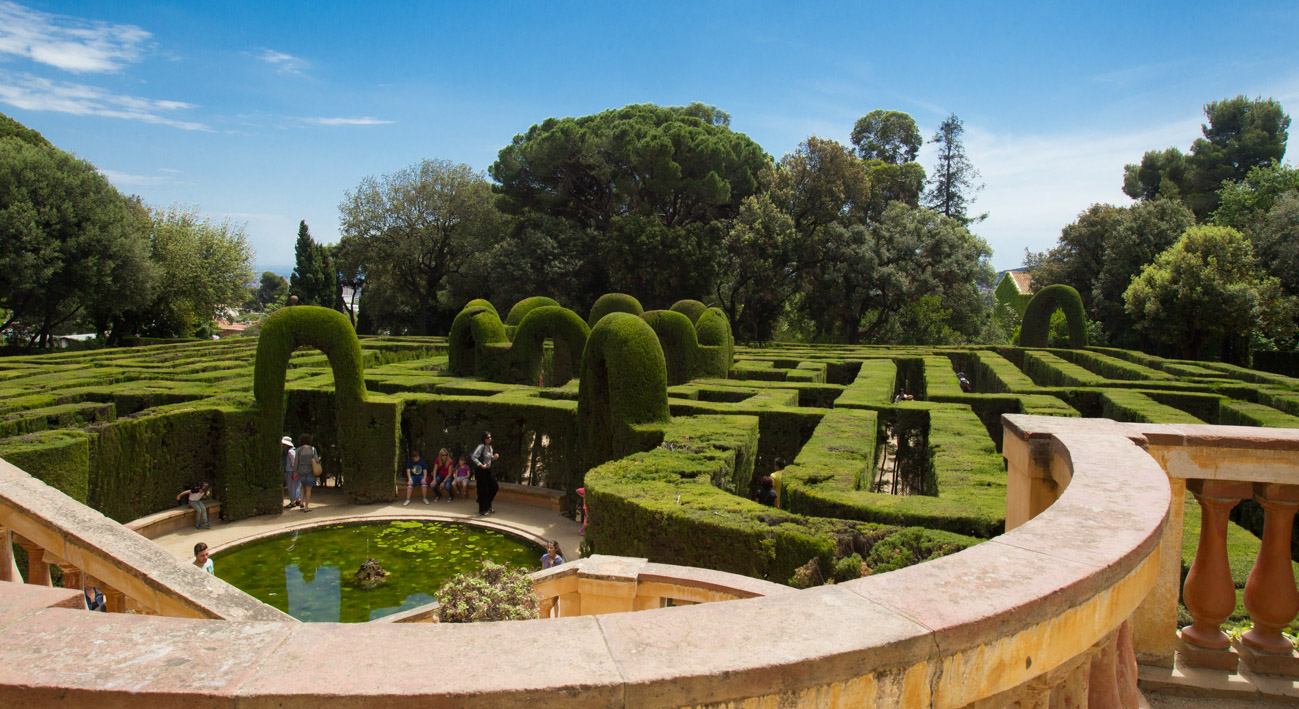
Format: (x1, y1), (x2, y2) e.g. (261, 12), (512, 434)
(0, 134), (153, 346)
(851, 110), (922, 165)
(715, 192), (801, 342)
(802, 203), (991, 344)
(290, 221), (337, 308)
(770, 137), (871, 235)
(339, 158), (499, 335)
(1124, 225), (1294, 358)
(1124, 96), (1290, 219)
(489, 103), (769, 231)
(115, 205), (254, 338)
(923, 114), (983, 224)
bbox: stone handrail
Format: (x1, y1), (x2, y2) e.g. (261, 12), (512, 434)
(1002, 415), (1299, 680)
(0, 458), (288, 621)
(0, 419), (1169, 706)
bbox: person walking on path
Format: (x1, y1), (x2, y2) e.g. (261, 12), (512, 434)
(404, 450), (428, 506)
(295, 434), (320, 513)
(176, 482), (212, 529)
(282, 435), (301, 509)
(472, 431), (500, 516)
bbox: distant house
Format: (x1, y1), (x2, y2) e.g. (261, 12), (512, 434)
(215, 321), (249, 338)
(994, 269), (1034, 318)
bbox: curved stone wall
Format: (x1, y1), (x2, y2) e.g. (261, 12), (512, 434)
(0, 421), (1170, 706)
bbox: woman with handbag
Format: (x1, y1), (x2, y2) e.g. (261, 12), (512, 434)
(295, 433), (322, 513)
(471, 431), (500, 516)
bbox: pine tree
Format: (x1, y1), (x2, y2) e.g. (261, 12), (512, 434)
(923, 114), (984, 225)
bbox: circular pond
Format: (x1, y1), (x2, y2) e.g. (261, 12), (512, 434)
(212, 519), (544, 622)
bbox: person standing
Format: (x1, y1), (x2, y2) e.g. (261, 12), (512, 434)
(295, 434), (319, 513)
(472, 431), (500, 516)
(282, 435), (301, 509)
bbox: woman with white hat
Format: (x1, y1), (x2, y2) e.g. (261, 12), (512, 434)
(281, 435), (301, 509)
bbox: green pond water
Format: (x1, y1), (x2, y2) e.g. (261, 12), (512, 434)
(213, 520), (543, 622)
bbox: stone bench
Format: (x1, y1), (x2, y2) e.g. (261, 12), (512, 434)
(398, 478), (563, 511)
(125, 500), (222, 539)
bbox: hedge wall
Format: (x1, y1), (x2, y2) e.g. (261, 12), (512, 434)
(669, 299), (708, 323)
(577, 312), (670, 472)
(588, 292), (644, 327)
(1020, 284), (1088, 348)
(0, 430), (91, 502)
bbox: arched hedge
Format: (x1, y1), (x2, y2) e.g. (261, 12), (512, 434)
(505, 296), (560, 327)
(448, 306), (509, 378)
(695, 306), (734, 378)
(464, 298), (498, 316)
(640, 310), (699, 385)
(669, 299), (709, 323)
(588, 293), (644, 327)
(1020, 284), (1089, 349)
(578, 312), (670, 471)
(510, 305), (590, 386)
(252, 306), (370, 515)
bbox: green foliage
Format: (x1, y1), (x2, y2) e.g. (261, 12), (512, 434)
(1124, 225), (1294, 359)
(491, 102), (768, 231)
(1123, 147), (1190, 202)
(504, 296), (560, 326)
(866, 527), (973, 574)
(509, 305), (590, 386)
(577, 312), (670, 471)
(0, 133), (152, 346)
(121, 205), (255, 338)
(255, 271), (289, 311)
(0, 111), (52, 148)
(447, 306), (509, 378)
(587, 293), (644, 327)
(993, 273), (1032, 318)
(0, 430), (90, 502)
(339, 159), (500, 335)
(669, 299), (708, 323)
(923, 114), (983, 224)
(715, 192), (801, 342)
(1212, 160), (1299, 232)
(802, 203), (992, 344)
(464, 299), (497, 315)
(851, 110), (922, 165)
(1020, 284), (1088, 348)
(640, 310), (699, 385)
(289, 221), (337, 308)
(694, 307), (734, 378)
(435, 561), (539, 623)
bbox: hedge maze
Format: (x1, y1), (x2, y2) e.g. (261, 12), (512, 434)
(4, 296), (1299, 589)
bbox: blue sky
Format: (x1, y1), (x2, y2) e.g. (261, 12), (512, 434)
(2, 1), (1296, 271)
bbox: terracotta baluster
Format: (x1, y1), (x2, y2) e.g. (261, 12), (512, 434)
(57, 563), (82, 591)
(1241, 484), (1299, 655)
(1180, 480), (1251, 655)
(0, 527), (12, 582)
(15, 539), (52, 586)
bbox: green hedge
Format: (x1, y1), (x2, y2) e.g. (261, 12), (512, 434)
(695, 307), (734, 379)
(1020, 284), (1088, 348)
(0, 430), (91, 502)
(504, 296), (561, 326)
(577, 312), (670, 471)
(669, 299), (708, 323)
(509, 305), (590, 386)
(584, 414), (977, 584)
(1022, 351), (1104, 387)
(89, 408), (220, 522)
(640, 310), (699, 385)
(588, 292), (644, 327)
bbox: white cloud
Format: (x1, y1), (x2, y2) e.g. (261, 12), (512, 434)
(100, 169), (169, 186)
(0, 71), (211, 131)
(259, 49), (309, 76)
(306, 116), (395, 126)
(948, 116), (1205, 268)
(0, 1), (151, 73)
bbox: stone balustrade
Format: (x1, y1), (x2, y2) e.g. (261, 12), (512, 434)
(0, 416), (1171, 706)
(1003, 415), (1299, 681)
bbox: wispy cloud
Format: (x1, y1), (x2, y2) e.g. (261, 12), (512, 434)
(0, 71), (211, 130)
(306, 116), (395, 126)
(100, 169), (180, 186)
(0, 1), (151, 73)
(950, 115), (1205, 267)
(259, 49), (308, 76)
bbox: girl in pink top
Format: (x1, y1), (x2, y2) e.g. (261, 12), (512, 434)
(453, 454), (471, 500)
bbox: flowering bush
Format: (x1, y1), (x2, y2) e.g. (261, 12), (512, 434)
(435, 561), (539, 623)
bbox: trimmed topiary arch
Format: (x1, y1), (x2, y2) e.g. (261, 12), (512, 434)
(464, 298), (498, 316)
(505, 296), (561, 326)
(640, 310), (699, 386)
(588, 293), (644, 328)
(1020, 284), (1089, 349)
(253, 306), (369, 512)
(510, 305), (590, 386)
(695, 306), (734, 378)
(448, 306), (510, 378)
(578, 312), (670, 471)
(669, 299), (709, 324)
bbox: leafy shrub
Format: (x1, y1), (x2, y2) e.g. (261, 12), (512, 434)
(435, 561), (539, 623)
(833, 553), (865, 582)
(865, 527), (972, 574)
